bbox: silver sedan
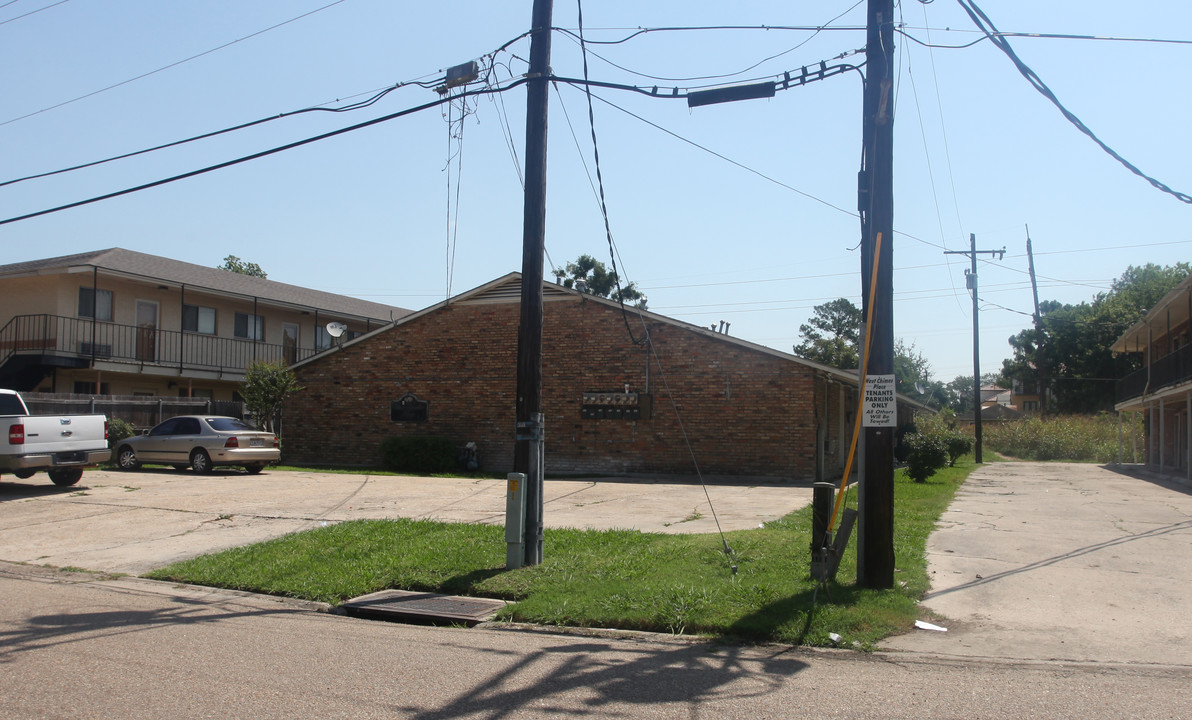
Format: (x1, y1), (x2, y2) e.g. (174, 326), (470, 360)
(115, 416), (280, 474)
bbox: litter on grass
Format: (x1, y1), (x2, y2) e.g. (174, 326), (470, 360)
(915, 620), (948, 632)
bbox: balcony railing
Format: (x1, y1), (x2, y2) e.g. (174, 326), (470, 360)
(0, 314), (320, 376)
(1116, 343), (1192, 404)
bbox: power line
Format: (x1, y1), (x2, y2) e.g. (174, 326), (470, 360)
(0, 0), (70, 26)
(0, 77), (531, 227)
(0, 0), (351, 128)
(0, 84), (411, 188)
(900, 24), (1192, 47)
(956, 0), (1192, 204)
(553, 2), (866, 84)
(578, 86), (864, 221)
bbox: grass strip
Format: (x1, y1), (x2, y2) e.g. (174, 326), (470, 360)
(146, 460), (980, 647)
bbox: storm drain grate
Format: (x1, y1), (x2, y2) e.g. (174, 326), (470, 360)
(340, 589), (507, 626)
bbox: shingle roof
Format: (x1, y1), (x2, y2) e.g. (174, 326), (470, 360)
(0, 248), (411, 322)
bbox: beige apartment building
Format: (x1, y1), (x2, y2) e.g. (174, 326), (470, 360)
(0, 248), (410, 401)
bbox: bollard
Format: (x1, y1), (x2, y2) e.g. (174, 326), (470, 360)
(810, 482), (835, 580)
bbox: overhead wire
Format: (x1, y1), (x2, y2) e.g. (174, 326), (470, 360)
(916, 0), (967, 308)
(574, 0), (642, 345)
(555, 1), (865, 85)
(0, 0), (70, 26)
(0, 75), (532, 227)
(0, 83), (415, 188)
(0, 0), (352, 127)
(956, 0), (1192, 204)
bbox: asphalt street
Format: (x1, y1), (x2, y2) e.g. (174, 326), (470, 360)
(1, 563), (1187, 720)
(1, 462), (1190, 718)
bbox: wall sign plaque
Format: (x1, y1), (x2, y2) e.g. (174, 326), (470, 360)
(390, 393), (429, 422)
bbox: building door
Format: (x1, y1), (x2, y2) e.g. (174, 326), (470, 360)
(136, 300), (158, 362)
(282, 322), (299, 365)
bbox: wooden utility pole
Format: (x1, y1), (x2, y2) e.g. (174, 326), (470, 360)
(945, 234), (1005, 464)
(857, 0), (896, 590)
(1025, 225), (1048, 413)
(514, 0), (553, 566)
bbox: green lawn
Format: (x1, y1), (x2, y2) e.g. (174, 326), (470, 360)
(146, 460), (979, 647)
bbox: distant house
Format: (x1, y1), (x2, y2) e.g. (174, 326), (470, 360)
(283, 273), (925, 481)
(0, 248), (410, 400)
(981, 384), (1012, 408)
(1112, 273), (1192, 481)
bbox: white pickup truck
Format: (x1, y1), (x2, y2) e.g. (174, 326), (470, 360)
(0, 389), (109, 486)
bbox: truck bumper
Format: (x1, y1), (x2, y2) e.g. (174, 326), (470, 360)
(0, 448), (111, 471)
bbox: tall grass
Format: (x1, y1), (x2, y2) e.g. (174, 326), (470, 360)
(983, 413), (1143, 463)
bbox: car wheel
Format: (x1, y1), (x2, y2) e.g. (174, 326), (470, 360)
(48, 468), (83, 486)
(13, 468), (36, 479)
(190, 449), (214, 474)
(245, 464), (265, 475)
(117, 446), (141, 471)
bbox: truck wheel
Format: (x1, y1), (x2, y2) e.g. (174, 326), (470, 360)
(117, 446), (141, 471)
(190, 449), (214, 474)
(13, 469), (36, 479)
(48, 468), (83, 486)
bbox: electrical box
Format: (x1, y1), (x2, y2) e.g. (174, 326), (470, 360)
(580, 391), (651, 420)
(505, 472), (526, 569)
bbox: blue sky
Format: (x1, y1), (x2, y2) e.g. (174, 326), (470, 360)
(3, 0), (1189, 384)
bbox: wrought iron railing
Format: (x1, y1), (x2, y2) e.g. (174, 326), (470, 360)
(1116, 343), (1192, 403)
(0, 314), (317, 375)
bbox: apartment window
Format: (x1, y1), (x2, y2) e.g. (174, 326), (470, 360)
(234, 312), (265, 340)
(78, 288), (113, 321)
(182, 305), (217, 334)
(315, 325), (332, 350)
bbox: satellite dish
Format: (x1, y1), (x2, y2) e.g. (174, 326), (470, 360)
(914, 381), (926, 395)
(326, 322), (348, 338)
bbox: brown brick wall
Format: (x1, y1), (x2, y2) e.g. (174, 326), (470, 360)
(284, 295), (840, 480)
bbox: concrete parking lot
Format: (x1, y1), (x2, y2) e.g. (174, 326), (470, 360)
(0, 468), (812, 575)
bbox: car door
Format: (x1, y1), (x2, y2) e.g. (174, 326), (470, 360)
(160, 417), (203, 463)
(139, 418), (182, 462)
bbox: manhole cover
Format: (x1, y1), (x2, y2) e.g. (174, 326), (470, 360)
(340, 589), (506, 626)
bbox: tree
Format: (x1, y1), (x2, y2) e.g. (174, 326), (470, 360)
(1001, 262), (1190, 413)
(218, 255), (268, 278)
(241, 360), (302, 434)
(554, 254), (646, 308)
(794, 300), (941, 403)
(793, 298), (861, 369)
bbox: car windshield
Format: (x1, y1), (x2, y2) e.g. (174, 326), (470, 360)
(206, 417), (255, 432)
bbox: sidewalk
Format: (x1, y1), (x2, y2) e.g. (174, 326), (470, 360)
(880, 462), (1192, 666)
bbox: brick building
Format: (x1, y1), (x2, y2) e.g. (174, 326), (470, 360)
(285, 274), (918, 481)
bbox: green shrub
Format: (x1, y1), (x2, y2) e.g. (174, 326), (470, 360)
(905, 431), (949, 482)
(902, 409), (972, 481)
(945, 433), (973, 467)
(379, 436), (457, 474)
(107, 418), (137, 449)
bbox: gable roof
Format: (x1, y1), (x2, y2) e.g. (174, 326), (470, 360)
(0, 248), (410, 322)
(298, 272), (926, 407)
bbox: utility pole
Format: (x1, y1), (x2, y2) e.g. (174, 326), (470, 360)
(945, 234), (1005, 463)
(514, 0), (553, 566)
(1025, 225), (1047, 413)
(857, 0), (896, 590)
